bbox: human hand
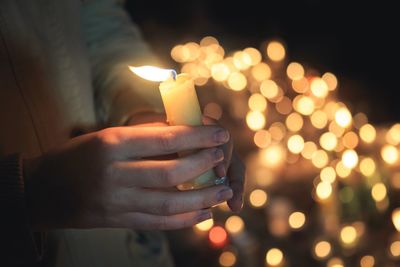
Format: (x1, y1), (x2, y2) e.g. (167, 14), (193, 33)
(23, 125), (233, 230)
(128, 112), (246, 212)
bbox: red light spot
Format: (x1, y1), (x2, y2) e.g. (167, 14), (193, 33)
(209, 226), (228, 247)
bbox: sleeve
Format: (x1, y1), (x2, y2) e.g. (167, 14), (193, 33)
(0, 154), (42, 264)
(81, 0), (164, 126)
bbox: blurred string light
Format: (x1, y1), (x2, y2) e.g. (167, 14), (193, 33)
(170, 36), (400, 267)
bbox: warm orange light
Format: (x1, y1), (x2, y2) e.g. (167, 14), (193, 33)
(319, 132), (338, 151)
(386, 123), (400, 145)
(286, 62), (304, 80)
(316, 181), (332, 200)
(311, 110), (328, 129)
(310, 78), (329, 98)
(301, 141), (317, 159)
(360, 255), (375, 267)
(286, 112), (303, 132)
(219, 251), (237, 267)
(371, 183), (387, 202)
(211, 63), (230, 81)
(204, 102), (223, 120)
(254, 130), (272, 148)
(246, 111), (266, 131)
(322, 72), (338, 91)
(225, 215), (245, 234)
(335, 107), (352, 128)
(294, 95), (315, 116)
(359, 157), (376, 177)
(342, 131), (359, 149)
(314, 240), (331, 259)
(265, 248), (284, 266)
(392, 208), (400, 232)
(266, 41), (286, 61)
(209, 226), (228, 247)
(129, 66), (176, 82)
(336, 161), (351, 178)
(287, 135), (305, 154)
(228, 72), (247, 91)
(248, 93), (267, 111)
(381, 145), (399, 164)
(249, 189), (268, 208)
(390, 241), (400, 257)
(359, 124), (376, 143)
(251, 62), (271, 81)
(194, 218), (214, 232)
(288, 211), (306, 229)
(312, 150), (329, 168)
(320, 167), (336, 183)
(292, 77), (309, 93)
(342, 149), (359, 169)
(260, 80), (279, 99)
(340, 225), (357, 245)
(260, 145), (285, 168)
(243, 47), (262, 66)
(276, 97), (292, 115)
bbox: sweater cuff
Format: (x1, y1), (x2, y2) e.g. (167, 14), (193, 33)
(0, 154), (42, 264)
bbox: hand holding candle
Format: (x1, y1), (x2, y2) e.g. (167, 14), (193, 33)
(129, 66), (227, 190)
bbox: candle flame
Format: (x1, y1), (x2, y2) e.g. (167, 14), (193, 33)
(129, 65), (177, 82)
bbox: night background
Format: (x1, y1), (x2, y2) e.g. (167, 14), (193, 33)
(125, 1), (400, 267)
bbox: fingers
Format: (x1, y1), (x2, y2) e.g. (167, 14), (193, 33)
(227, 153), (246, 212)
(110, 185), (233, 215)
(109, 209), (212, 230)
(114, 148), (224, 188)
(102, 125), (229, 159)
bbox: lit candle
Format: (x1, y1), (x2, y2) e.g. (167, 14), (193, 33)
(129, 66), (224, 190)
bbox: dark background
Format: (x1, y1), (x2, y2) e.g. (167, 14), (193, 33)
(126, 0), (400, 123)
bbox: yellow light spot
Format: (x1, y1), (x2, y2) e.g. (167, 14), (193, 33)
(246, 111), (266, 131)
(211, 63), (230, 82)
(312, 150), (329, 168)
(260, 145), (285, 168)
(322, 72), (338, 91)
(219, 251), (237, 267)
(342, 149), (359, 169)
(335, 107), (352, 128)
(386, 124), (400, 145)
(194, 218), (214, 232)
(265, 248), (284, 266)
(249, 93), (267, 111)
(314, 240), (331, 259)
(233, 51), (252, 70)
(321, 167), (336, 183)
(360, 255), (375, 267)
(342, 131), (359, 149)
(254, 130), (272, 148)
(359, 124), (376, 143)
(371, 183), (387, 202)
(243, 47), (262, 66)
(340, 225), (357, 245)
(294, 95), (315, 116)
(336, 161), (352, 178)
(392, 208), (400, 232)
(381, 145), (399, 164)
(228, 72), (247, 91)
(320, 132), (338, 151)
(269, 122), (286, 141)
(204, 102), (223, 120)
(276, 96), (292, 115)
(301, 141), (317, 159)
(291, 77), (309, 93)
(360, 157), (376, 177)
(316, 181), (332, 200)
(327, 257), (344, 267)
(390, 241), (400, 257)
(329, 121), (345, 137)
(286, 62), (304, 80)
(288, 212), (306, 229)
(251, 62), (271, 81)
(200, 36), (219, 46)
(287, 135), (305, 154)
(266, 41), (285, 61)
(286, 112), (303, 132)
(311, 110), (328, 129)
(225, 215), (244, 234)
(249, 189), (268, 208)
(171, 45), (190, 63)
(260, 80), (279, 99)
(310, 78), (329, 98)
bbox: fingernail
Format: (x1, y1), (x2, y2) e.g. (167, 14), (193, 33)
(214, 130), (229, 144)
(214, 148), (224, 162)
(197, 211), (212, 222)
(216, 187), (233, 202)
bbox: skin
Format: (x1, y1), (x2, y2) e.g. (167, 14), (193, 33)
(23, 113), (245, 231)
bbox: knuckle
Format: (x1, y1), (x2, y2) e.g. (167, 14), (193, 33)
(96, 128), (119, 151)
(158, 131), (179, 153)
(160, 198), (182, 215)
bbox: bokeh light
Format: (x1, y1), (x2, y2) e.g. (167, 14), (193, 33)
(265, 248), (284, 266)
(266, 41), (286, 61)
(249, 189), (268, 208)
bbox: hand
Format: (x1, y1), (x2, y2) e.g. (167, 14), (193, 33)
(128, 112), (246, 212)
(23, 125), (233, 230)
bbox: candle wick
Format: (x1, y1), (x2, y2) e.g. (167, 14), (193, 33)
(171, 69), (177, 80)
